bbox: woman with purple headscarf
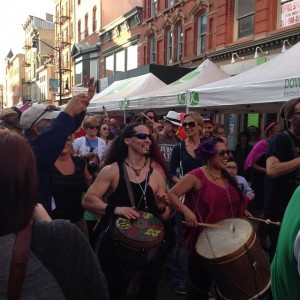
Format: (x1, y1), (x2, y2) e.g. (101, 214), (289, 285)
(168, 137), (250, 300)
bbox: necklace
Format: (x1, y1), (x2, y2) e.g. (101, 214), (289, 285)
(132, 169), (150, 211)
(205, 166), (223, 181)
(124, 159), (148, 176)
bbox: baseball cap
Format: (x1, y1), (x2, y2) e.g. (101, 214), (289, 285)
(20, 104), (61, 129)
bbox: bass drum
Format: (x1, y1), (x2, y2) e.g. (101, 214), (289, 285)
(113, 211), (165, 273)
(195, 218), (270, 300)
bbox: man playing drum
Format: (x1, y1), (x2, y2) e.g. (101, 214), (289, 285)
(82, 123), (170, 300)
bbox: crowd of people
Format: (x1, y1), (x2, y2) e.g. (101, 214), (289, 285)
(1, 81), (300, 299)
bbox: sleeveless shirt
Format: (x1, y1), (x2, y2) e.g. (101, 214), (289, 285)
(107, 161), (157, 218)
(51, 156), (87, 222)
(184, 168), (247, 255)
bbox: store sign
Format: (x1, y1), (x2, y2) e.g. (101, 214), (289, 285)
(49, 78), (58, 93)
(281, 0), (300, 27)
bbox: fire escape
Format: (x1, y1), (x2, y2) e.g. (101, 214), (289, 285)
(55, 1), (71, 100)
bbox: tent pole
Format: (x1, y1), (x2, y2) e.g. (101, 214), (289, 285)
(186, 91), (190, 113)
(124, 109), (126, 124)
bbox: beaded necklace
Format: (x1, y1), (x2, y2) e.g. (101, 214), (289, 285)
(124, 159), (148, 176)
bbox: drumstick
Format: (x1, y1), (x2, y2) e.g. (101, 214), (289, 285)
(141, 112), (154, 122)
(247, 216), (281, 226)
(182, 221), (219, 229)
(93, 217), (101, 232)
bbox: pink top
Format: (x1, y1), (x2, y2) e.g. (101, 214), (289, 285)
(184, 168), (249, 256)
(244, 139), (268, 171)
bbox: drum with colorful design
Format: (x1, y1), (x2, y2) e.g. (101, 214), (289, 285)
(113, 211), (165, 273)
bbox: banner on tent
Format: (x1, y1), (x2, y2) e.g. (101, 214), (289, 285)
(283, 77), (300, 98)
(189, 92), (200, 106)
(140, 96), (167, 107)
(119, 99), (130, 109)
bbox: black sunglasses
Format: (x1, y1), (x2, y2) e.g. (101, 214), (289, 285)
(30, 105), (59, 128)
(88, 126), (99, 130)
(182, 121), (197, 128)
(218, 150), (231, 157)
(131, 133), (151, 140)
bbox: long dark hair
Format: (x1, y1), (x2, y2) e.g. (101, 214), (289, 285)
(0, 129), (37, 235)
(104, 123), (144, 165)
(104, 123), (167, 176)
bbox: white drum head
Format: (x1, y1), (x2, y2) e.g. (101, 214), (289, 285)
(196, 218), (253, 259)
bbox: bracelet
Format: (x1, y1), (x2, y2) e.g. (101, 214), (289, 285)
(105, 203), (117, 217)
(156, 206), (167, 215)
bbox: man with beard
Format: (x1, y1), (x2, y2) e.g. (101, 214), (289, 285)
(157, 111), (181, 170)
(264, 97), (300, 262)
(202, 117), (214, 141)
(82, 123), (170, 300)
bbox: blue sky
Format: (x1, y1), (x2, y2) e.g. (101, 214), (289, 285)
(0, 0), (55, 84)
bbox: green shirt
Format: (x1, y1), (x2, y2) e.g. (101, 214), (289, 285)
(271, 186), (300, 300)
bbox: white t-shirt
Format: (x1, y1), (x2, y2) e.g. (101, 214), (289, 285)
(73, 136), (107, 161)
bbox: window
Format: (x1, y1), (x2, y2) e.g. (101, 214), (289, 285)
(166, 0), (174, 7)
(236, 0), (255, 39)
(77, 20), (81, 42)
(90, 53), (99, 79)
(116, 50), (125, 73)
(84, 14), (89, 37)
(104, 45), (138, 76)
(166, 29), (173, 64)
(92, 6), (97, 32)
(150, 0), (157, 18)
(105, 54), (114, 77)
(177, 23), (183, 61)
(280, 0), (300, 27)
(197, 13), (207, 55)
(127, 45), (138, 70)
(149, 36), (156, 64)
(74, 53), (99, 85)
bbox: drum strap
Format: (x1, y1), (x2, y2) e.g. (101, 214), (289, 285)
(122, 163), (136, 208)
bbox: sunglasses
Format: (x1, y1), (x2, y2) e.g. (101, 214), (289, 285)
(30, 105), (59, 128)
(218, 150), (231, 157)
(146, 116), (155, 120)
(182, 121), (197, 128)
(131, 133), (151, 140)
(88, 126), (99, 130)
(102, 127), (109, 131)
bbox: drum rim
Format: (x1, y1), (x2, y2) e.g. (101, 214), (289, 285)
(195, 218), (254, 261)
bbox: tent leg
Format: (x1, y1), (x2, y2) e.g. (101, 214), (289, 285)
(123, 110), (126, 124)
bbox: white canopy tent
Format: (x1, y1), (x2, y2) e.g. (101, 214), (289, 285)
(126, 59), (230, 112)
(88, 73), (167, 113)
(188, 42), (300, 113)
